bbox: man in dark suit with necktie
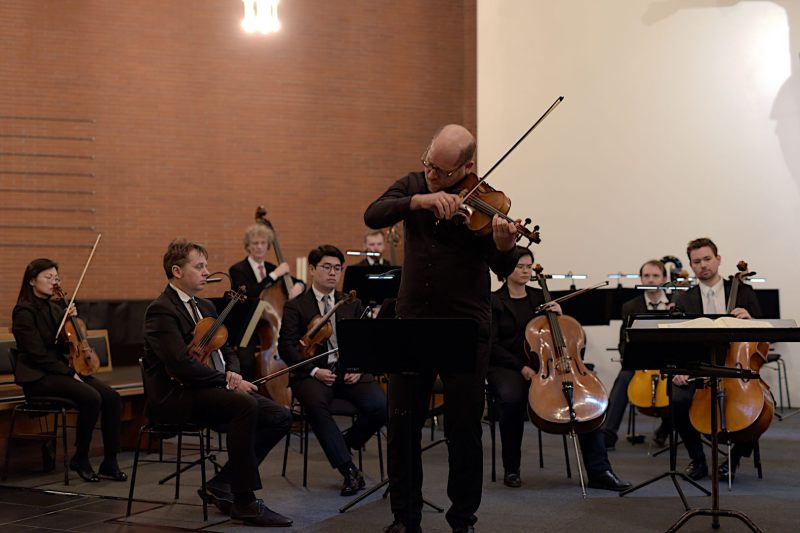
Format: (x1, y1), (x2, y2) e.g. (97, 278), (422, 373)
(227, 224), (305, 381)
(355, 229), (392, 266)
(143, 238), (292, 527)
(278, 244), (387, 496)
(671, 237), (762, 482)
(602, 259), (673, 449)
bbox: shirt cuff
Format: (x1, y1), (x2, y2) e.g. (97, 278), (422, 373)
(310, 367), (320, 377)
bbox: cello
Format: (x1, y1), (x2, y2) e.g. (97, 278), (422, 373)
(250, 206), (294, 407)
(525, 265), (608, 434)
(689, 261), (774, 443)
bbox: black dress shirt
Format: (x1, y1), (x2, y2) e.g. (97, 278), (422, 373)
(364, 171), (517, 328)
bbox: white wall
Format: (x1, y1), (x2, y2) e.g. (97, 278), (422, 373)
(478, 0), (800, 402)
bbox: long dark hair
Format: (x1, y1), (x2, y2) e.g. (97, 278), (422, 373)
(17, 258), (59, 305)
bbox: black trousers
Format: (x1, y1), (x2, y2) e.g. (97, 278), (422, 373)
(292, 376), (387, 470)
(603, 369), (635, 435)
(188, 388), (291, 493)
(23, 374), (121, 462)
(486, 366), (611, 475)
(387, 341), (489, 530)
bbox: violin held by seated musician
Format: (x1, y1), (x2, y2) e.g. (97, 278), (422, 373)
(11, 258), (127, 483)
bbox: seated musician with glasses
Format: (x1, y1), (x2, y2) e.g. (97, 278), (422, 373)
(487, 246), (631, 491)
(12, 258), (126, 483)
(142, 238), (292, 527)
(227, 223), (305, 381)
(277, 244), (387, 496)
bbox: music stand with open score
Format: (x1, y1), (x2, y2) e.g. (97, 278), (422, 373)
(623, 317), (800, 532)
(335, 318), (478, 516)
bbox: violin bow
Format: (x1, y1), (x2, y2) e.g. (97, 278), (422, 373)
(54, 233), (102, 340)
(462, 96), (564, 202)
(533, 280), (609, 312)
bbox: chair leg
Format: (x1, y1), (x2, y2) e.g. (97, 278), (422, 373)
(303, 419), (309, 488)
(281, 430), (290, 477)
(538, 428), (544, 469)
(377, 429), (385, 481)
(199, 431), (208, 521)
(754, 440), (763, 479)
(126, 426), (147, 518)
(175, 431), (183, 500)
(562, 434), (572, 479)
(2, 408), (18, 481)
(489, 402), (496, 482)
(60, 409), (69, 486)
(780, 359), (792, 409)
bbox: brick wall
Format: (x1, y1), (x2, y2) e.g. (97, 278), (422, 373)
(0, 0), (476, 324)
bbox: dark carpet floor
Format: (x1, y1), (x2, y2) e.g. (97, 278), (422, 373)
(1, 408), (798, 532)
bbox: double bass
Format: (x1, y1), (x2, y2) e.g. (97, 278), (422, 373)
(525, 265), (608, 434)
(689, 261), (774, 443)
(247, 206), (295, 408)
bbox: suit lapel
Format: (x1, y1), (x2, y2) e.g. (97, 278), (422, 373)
(165, 285), (196, 331)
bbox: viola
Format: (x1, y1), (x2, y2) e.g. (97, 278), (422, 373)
(299, 291), (357, 359)
(187, 287), (246, 367)
(52, 284), (100, 376)
(689, 261), (774, 443)
(252, 205), (293, 408)
(524, 264), (608, 435)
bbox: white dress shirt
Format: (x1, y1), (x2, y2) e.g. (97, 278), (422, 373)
(699, 278), (726, 314)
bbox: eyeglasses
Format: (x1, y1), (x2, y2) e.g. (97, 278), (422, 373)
(421, 147), (465, 178)
(317, 263), (342, 273)
(515, 264), (534, 271)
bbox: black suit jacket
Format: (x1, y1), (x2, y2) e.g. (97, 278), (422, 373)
(227, 257), (303, 348)
(617, 294), (673, 358)
(12, 299), (74, 383)
(489, 285), (546, 372)
(277, 288), (365, 381)
(142, 284), (241, 420)
(673, 280), (761, 317)
(355, 258), (390, 267)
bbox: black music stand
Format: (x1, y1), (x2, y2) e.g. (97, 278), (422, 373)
(336, 318), (478, 516)
(624, 317), (800, 532)
(342, 265), (401, 308)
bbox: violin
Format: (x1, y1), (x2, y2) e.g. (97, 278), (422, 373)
(252, 205), (293, 407)
(450, 172), (540, 245)
(524, 265), (608, 435)
(187, 287), (246, 367)
(52, 283), (100, 376)
(689, 261), (774, 443)
(299, 290), (357, 359)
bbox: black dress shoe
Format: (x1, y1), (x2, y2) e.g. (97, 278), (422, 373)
(503, 471), (522, 488)
(587, 469), (632, 491)
(685, 460), (708, 480)
(98, 462), (128, 482)
(230, 499), (292, 527)
(384, 518), (422, 533)
(69, 459), (100, 482)
(340, 467), (365, 496)
(197, 484), (234, 515)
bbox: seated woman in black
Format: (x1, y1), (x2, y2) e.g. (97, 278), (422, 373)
(11, 258), (126, 482)
(487, 246), (630, 491)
